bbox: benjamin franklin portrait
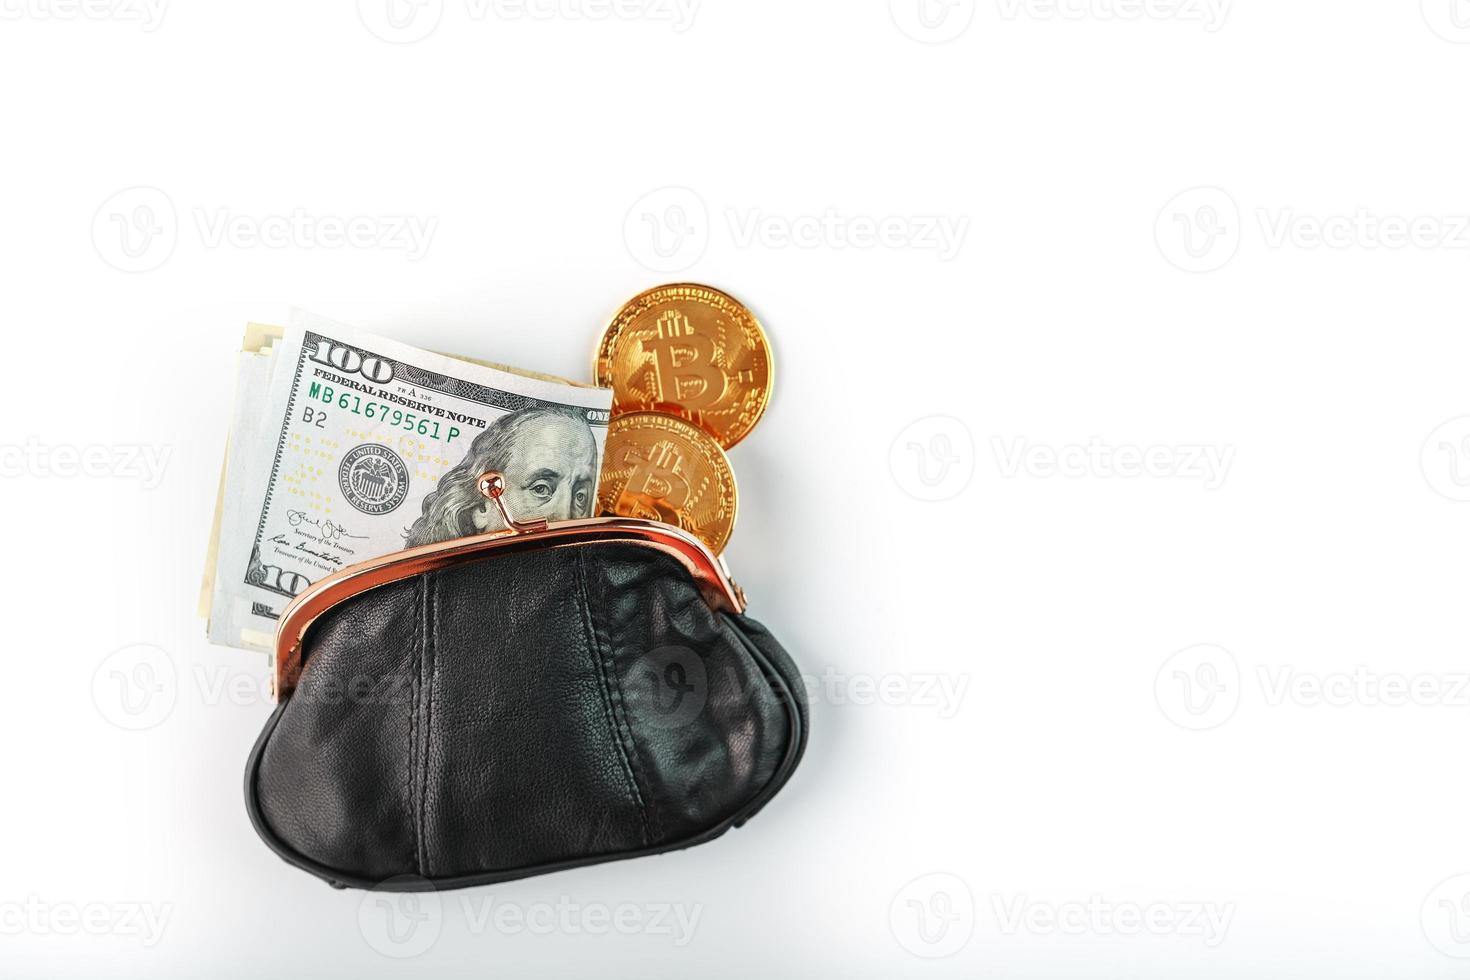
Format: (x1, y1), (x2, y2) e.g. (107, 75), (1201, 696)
(404, 405), (598, 547)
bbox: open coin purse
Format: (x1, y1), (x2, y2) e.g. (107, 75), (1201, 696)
(245, 472), (808, 891)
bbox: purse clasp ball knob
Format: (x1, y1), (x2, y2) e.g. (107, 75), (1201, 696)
(477, 470), (550, 535)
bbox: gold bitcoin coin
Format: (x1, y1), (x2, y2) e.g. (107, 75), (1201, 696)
(595, 283), (773, 449)
(597, 411), (738, 554)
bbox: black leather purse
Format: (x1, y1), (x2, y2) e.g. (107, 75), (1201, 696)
(245, 472), (807, 891)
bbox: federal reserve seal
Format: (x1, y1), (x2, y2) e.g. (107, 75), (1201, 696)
(338, 444), (410, 515)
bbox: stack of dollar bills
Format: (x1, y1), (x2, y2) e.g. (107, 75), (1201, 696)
(200, 311), (613, 652)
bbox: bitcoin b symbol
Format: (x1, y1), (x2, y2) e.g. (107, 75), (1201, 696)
(641, 310), (727, 409)
(617, 442), (691, 523)
(596, 411), (737, 554)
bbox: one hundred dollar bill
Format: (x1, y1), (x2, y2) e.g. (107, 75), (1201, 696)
(205, 311), (612, 651)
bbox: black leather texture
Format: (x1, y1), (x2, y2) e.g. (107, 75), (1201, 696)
(245, 543), (807, 891)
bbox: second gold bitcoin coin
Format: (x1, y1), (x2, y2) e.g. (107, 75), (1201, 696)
(596, 411), (737, 554)
(595, 283), (773, 449)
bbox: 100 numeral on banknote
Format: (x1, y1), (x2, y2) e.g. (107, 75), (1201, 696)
(208, 317), (612, 649)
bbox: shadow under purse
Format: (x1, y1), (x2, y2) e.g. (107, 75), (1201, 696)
(244, 471), (808, 891)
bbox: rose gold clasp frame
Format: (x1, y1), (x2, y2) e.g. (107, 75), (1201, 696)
(270, 471), (746, 702)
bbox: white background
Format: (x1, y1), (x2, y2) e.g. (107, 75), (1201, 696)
(2, 0), (1469, 976)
